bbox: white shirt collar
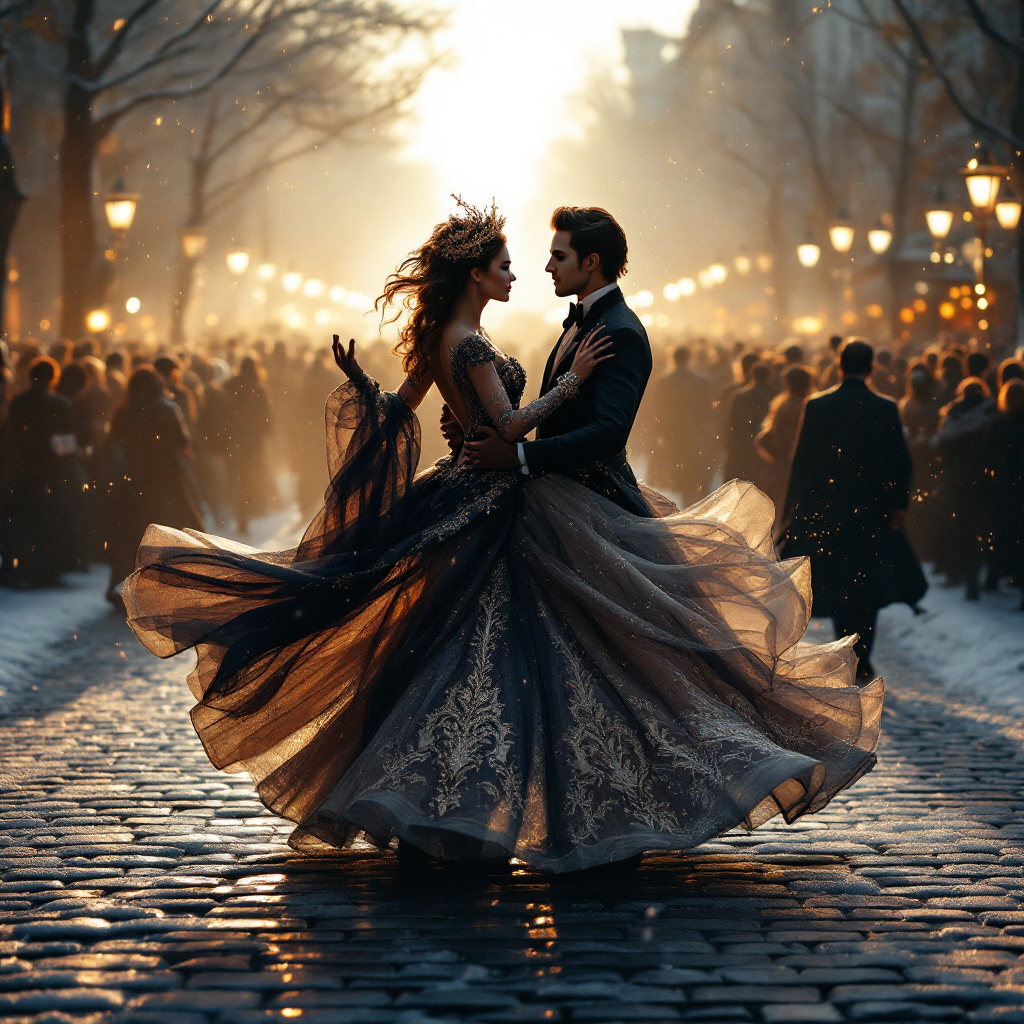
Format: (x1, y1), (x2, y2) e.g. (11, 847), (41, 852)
(579, 282), (618, 315)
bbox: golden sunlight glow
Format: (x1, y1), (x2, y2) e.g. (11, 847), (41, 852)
(404, 1), (696, 310)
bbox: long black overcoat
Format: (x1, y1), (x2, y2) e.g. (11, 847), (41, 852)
(780, 377), (924, 615)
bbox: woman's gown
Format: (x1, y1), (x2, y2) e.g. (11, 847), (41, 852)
(124, 334), (883, 873)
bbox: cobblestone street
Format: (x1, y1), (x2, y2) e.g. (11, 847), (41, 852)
(4, 614), (1024, 1024)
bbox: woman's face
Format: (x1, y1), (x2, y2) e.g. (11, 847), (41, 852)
(474, 244), (515, 302)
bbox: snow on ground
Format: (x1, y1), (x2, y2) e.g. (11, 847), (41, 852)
(804, 567), (1024, 717)
(0, 565), (113, 717)
(875, 569), (1024, 715)
(0, 503), (304, 718)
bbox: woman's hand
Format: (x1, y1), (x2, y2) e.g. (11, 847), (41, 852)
(332, 335), (364, 382)
(569, 327), (615, 381)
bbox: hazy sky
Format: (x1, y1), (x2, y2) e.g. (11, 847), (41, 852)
(402, 0), (698, 313)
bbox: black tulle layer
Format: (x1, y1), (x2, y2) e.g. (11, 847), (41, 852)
(125, 382), (882, 872)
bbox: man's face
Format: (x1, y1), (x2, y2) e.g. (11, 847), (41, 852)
(545, 230), (591, 298)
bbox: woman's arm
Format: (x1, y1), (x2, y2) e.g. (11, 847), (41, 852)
(397, 369), (432, 410)
(333, 335), (432, 410)
(466, 361), (575, 442)
(466, 329), (613, 443)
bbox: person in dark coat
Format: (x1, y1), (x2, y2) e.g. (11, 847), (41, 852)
(0, 356), (80, 587)
(222, 356), (273, 532)
(933, 376), (995, 599)
(646, 344), (714, 505)
(101, 367), (202, 602)
(725, 360), (774, 483)
(985, 379), (1024, 603)
(781, 339), (919, 679)
(755, 364), (813, 539)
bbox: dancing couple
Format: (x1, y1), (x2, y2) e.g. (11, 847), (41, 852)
(125, 202), (882, 873)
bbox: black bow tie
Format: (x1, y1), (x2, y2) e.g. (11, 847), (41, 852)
(563, 302), (587, 330)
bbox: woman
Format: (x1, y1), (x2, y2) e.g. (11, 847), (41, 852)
(102, 367), (203, 603)
(124, 201), (882, 872)
(899, 365), (941, 562)
(985, 379), (1024, 604)
(934, 376), (995, 598)
(221, 356), (273, 533)
(755, 364), (812, 540)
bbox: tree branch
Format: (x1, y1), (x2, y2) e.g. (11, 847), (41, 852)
(892, 0), (1024, 151)
(960, 0), (1024, 61)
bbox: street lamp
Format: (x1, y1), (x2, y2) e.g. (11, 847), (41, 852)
(104, 178), (139, 235)
(181, 224), (207, 260)
(961, 150), (1008, 285)
(925, 188), (954, 243)
(797, 233), (821, 268)
(828, 215), (855, 254)
(282, 271), (303, 293)
(868, 221), (893, 255)
(962, 153), (1005, 218)
(226, 248), (250, 275)
(86, 308), (111, 333)
(996, 194), (1022, 231)
(257, 262), (276, 281)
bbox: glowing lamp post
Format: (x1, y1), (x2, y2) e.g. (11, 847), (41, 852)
(797, 239), (821, 268)
(104, 180), (138, 236)
(996, 195), (1022, 231)
(926, 186), (954, 247)
(226, 248), (250, 275)
(181, 225), (207, 260)
(962, 154), (1004, 219)
(868, 225), (893, 255)
(961, 151), (1008, 285)
(86, 308), (111, 333)
(828, 218), (855, 254)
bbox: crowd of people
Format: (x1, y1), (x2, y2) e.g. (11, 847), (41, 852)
(0, 335), (356, 600)
(641, 332), (1024, 609)
(1, 326), (1022, 612)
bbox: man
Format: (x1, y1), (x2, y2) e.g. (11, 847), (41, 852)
(646, 344), (714, 506)
(0, 356), (78, 586)
(462, 206), (654, 516)
(724, 360), (774, 484)
(781, 338), (921, 679)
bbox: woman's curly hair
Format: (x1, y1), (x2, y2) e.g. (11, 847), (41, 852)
(377, 198), (506, 381)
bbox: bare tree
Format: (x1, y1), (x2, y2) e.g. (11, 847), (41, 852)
(167, 9), (434, 343)
(0, 1), (34, 331)
(41, 0), (435, 337)
(887, 0), (1024, 328)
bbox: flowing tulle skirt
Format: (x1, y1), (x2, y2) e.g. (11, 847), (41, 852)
(124, 383), (882, 872)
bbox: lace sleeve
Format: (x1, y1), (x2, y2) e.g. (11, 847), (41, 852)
(466, 360), (581, 443)
(450, 333), (496, 391)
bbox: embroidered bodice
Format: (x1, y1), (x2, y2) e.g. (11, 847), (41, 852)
(449, 332), (527, 438)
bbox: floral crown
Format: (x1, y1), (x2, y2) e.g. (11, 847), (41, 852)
(434, 195), (506, 263)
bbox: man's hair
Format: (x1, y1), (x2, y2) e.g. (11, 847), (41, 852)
(551, 207), (628, 279)
(966, 351), (989, 378)
(751, 361), (772, 384)
(28, 354), (60, 387)
(829, 334), (843, 352)
(839, 338), (874, 377)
